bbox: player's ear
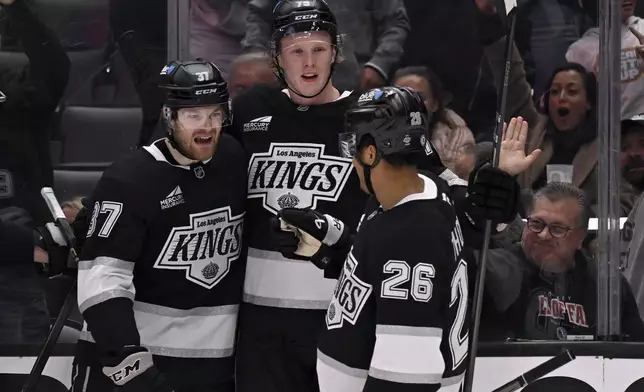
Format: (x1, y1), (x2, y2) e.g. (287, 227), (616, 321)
(365, 145), (377, 166)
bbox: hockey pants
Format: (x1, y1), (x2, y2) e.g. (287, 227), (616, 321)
(235, 303), (322, 392)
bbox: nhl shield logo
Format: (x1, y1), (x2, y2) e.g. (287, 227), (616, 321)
(247, 143), (353, 215)
(154, 207), (245, 289)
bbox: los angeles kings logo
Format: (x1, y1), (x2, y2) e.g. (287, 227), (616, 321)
(247, 143), (353, 214)
(154, 207), (245, 289)
(326, 252), (372, 330)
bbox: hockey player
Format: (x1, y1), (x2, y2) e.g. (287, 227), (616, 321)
(230, 1), (368, 391)
(276, 86), (471, 391)
(70, 60), (247, 392)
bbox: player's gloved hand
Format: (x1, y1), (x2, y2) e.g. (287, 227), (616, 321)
(466, 162), (520, 224)
(102, 346), (175, 392)
(33, 223), (70, 274)
(270, 208), (351, 270)
(72, 198), (92, 254)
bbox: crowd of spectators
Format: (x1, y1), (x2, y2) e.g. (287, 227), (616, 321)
(1, 0), (644, 352)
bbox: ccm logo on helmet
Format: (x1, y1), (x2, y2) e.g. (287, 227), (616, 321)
(294, 14), (319, 20)
(195, 89), (218, 95)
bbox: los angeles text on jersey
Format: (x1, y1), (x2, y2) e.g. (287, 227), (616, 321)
(154, 206), (245, 289)
(247, 143), (353, 214)
(326, 252), (372, 330)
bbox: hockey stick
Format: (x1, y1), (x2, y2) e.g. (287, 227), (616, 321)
(490, 350), (575, 392)
(22, 188), (80, 392)
(463, 3), (517, 391)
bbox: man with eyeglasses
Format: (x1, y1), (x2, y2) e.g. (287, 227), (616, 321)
(479, 182), (644, 341)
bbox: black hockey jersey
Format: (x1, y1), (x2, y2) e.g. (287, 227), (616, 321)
(75, 136), (247, 388)
(317, 173), (470, 392)
(229, 85), (368, 312)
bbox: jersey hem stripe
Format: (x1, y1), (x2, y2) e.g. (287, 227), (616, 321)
(242, 294), (330, 309)
(79, 302), (238, 358)
(375, 325), (443, 337)
(244, 247), (336, 307)
(133, 302), (239, 317)
(78, 332), (235, 359)
(442, 372), (466, 387)
(79, 289), (135, 313)
(367, 367), (443, 385)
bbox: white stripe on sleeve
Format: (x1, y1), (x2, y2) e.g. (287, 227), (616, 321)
(369, 325), (445, 384)
(77, 256), (136, 313)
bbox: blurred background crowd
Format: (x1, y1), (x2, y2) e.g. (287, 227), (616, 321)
(1, 0), (644, 362)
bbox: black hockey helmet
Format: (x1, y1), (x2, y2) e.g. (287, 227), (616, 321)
(159, 60), (232, 126)
(269, 0), (340, 100)
(270, 0), (339, 53)
(344, 86), (433, 161)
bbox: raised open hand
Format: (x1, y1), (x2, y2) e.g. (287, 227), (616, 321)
(498, 116), (541, 176)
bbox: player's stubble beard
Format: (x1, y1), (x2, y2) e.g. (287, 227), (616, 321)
(172, 125), (221, 163)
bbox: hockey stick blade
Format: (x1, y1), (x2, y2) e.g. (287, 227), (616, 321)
(490, 350), (576, 392)
(463, 8), (517, 392)
(22, 189), (80, 392)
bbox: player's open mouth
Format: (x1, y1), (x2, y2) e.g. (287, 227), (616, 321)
(302, 73), (319, 82)
(556, 107), (570, 117)
(194, 136), (213, 145)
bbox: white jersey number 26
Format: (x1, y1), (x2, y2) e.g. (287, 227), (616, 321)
(381, 259), (469, 370)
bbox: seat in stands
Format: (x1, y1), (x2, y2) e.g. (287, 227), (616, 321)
(59, 106), (142, 163)
(53, 166), (105, 202)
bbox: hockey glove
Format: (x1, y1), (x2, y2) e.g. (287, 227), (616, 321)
(102, 346), (175, 392)
(270, 208), (351, 270)
(34, 223), (70, 275)
(71, 198), (92, 254)
(466, 162), (520, 224)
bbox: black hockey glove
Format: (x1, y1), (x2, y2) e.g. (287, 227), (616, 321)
(34, 223), (70, 275)
(71, 198), (92, 254)
(102, 346), (175, 392)
(270, 208), (352, 270)
(33, 198), (92, 274)
(466, 162), (520, 224)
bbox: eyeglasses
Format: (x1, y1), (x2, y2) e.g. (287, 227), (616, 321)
(526, 217), (578, 238)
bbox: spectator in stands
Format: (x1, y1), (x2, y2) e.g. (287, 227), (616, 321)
(623, 191), (644, 323)
(0, 0), (70, 225)
(0, 206), (49, 344)
(394, 66), (476, 180)
(621, 116), (644, 196)
(109, 0), (167, 148)
(229, 52), (278, 99)
(189, 0), (248, 79)
(476, 0), (638, 216)
(401, 0), (498, 142)
(566, 0), (644, 120)
(481, 182), (644, 341)
(241, 0), (409, 91)
(514, 0), (591, 103)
